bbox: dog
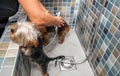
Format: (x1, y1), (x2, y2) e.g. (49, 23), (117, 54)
(10, 22), (65, 76)
(39, 20), (70, 46)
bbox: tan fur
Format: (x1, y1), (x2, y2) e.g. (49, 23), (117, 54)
(9, 22), (39, 47)
(39, 22), (70, 45)
(9, 21), (70, 46)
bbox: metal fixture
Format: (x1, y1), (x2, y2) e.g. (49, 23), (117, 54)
(59, 56), (77, 70)
(58, 57), (87, 65)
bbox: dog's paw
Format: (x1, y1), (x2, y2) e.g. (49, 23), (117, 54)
(59, 55), (65, 60)
(55, 55), (65, 67)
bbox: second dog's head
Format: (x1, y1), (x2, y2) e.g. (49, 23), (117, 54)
(10, 22), (39, 48)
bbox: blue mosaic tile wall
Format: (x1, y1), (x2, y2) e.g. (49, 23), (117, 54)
(76, 0), (120, 76)
(41, 0), (80, 28)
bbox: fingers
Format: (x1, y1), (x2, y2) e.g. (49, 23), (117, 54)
(54, 16), (64, 27)
(30, 12), (65, 27)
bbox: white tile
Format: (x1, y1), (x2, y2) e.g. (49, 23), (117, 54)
(57, 70), (81, 76)
(76, 61), (94, 76)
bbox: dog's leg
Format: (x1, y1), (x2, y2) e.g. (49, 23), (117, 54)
(38, 65), (49, 76)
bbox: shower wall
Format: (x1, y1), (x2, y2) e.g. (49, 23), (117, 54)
(76, 0), (120, 76)
(41, 0), (80, 28)
(40, 0), (120, 76)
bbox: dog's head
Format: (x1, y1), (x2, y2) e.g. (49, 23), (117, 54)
(9, 22), (39, 48)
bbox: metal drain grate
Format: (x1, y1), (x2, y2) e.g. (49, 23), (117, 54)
(59, 56), (77, 71)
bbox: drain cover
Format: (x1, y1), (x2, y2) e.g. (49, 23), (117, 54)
(61, 58), (74, 69)
(59, 56), (77, 71)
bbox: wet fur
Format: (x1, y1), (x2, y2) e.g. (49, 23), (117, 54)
(20, 37), (65, 76)
(10, 22), (65, 76)
(40, 21), (70, 45)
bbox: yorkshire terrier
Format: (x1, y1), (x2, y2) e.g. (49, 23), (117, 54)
(39, 20), (70, 46)
(10, 22), (65, 76)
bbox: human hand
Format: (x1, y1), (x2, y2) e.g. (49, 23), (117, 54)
(18, 0), (64, 27)
(53, 16), (64, 27)
(41, 12), (64, 27)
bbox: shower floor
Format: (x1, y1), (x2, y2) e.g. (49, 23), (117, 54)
(31, 29), (94, 76)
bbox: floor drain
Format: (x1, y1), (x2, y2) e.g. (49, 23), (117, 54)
(59, 56), (77, 71)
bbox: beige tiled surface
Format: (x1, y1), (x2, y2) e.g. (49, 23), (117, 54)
(0, 27), (19, 76)
(31, 29), (94, 76)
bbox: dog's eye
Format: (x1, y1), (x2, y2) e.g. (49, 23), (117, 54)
(24, 46), (28, 49)
(20, 46), (28, 49)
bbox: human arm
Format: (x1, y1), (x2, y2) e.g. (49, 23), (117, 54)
(18, 0), (64, 27)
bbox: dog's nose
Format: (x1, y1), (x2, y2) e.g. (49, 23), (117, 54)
(11, 29), (15, 33)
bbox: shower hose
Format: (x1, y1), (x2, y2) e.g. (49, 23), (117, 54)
(44, 12), (88, 65)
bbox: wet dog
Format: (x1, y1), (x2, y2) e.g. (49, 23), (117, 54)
(39, 21), (70, 45)
(10, 22), (65, 76)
